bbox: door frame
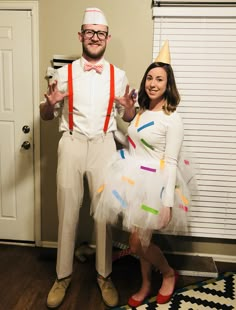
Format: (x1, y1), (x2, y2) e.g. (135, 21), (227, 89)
(0, 1), (41, 246)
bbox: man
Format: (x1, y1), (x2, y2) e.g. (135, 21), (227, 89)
(40, 7), (136, 309)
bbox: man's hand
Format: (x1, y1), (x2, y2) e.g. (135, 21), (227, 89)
(44, 80), (68, 106)
(40, 80), (68, 121)
(115, 85), (137, 122)
(114, 85), (136, 110)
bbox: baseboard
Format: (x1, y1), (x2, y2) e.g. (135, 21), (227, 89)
(0, 240), (35, 247)
(164, 250), (236, 264)
(165, 252), (218, 277)
(40, 240), (236, 271)
(1, 240), (235, 267)
(40, 241), (58, 248)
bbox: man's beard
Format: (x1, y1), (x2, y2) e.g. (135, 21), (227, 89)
(82, 44), (106, 60)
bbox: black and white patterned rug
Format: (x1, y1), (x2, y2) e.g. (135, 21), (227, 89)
(113, 272), (236, 309)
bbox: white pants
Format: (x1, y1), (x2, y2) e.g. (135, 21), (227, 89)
(56, 131), (116, 279)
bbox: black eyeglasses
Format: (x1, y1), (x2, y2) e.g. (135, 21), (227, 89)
(82, 29), (108, 41)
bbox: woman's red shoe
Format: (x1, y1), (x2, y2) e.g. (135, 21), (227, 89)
(128, 293), (150, 308)
(156, 270), (179, 304)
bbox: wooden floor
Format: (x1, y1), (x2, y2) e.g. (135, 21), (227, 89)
(0, 244), (235, 310)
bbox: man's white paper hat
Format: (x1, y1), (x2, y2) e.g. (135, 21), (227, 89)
(82, 8), (108, 26)
(155, 40), (171, 64)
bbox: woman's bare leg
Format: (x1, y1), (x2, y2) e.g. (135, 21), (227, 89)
(130, 258), (152, 301)
(129, 231), (176, 298)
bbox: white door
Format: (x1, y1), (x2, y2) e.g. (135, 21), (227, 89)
(0, 10), (34, 241)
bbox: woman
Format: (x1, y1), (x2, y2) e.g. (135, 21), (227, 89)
(93, 41), (192, 306)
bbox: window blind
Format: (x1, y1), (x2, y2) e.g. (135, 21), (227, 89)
(153, 6), (236, 239)
(153, 0), (236, 6)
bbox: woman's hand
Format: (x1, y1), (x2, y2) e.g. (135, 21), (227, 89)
(158, 207), (172, 229)
(44, 80), (68, 106)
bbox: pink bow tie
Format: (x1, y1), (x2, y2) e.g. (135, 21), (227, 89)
(84, 62), (103, 74)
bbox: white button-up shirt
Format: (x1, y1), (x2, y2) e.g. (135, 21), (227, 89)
(53, 57), (128, 138)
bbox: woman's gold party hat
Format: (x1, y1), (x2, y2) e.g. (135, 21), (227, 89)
(155, 40), (171, 64)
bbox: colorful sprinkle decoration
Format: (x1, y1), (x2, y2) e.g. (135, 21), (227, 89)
(119, 149), (125, 159)
(140, 165), (156, 173)
(141, 204), (159, 215)
(97, 184), (105, 193)
(141, 139), (154, 150)
(121, 176), (135, 185)
(160, 159), (165, 169)
(135, 112), (141, 127)
(127, 136), (136, 148)
(175, 188), (189, 205)
(137, 121), (154, 132)
(160, 186), (164, 199)
(179, 204), (188, 212)
(112, 189), (127, 208)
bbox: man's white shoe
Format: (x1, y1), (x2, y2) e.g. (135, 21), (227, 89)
(97, 276), (119, 307)
(47, 276), (71, 308)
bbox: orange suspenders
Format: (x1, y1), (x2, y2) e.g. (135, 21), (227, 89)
(67, 63), (73, 134)
(103, 64), (115, 133)
(67, 63), (115, 134)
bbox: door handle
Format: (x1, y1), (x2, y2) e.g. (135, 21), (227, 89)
(21, 141), (31, 150)
(22, 125), (30, 133)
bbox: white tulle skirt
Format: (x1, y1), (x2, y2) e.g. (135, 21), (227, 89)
(92, 148), (195, 247)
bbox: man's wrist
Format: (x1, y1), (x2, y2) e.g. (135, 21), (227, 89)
(45, 98), (54, 108)
(126, 106), (136, 119)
